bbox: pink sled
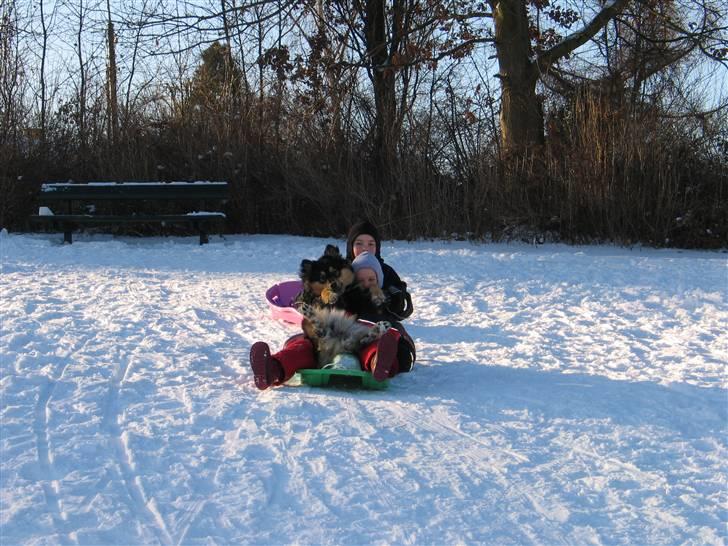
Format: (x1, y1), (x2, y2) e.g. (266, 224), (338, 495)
(266, 280), (304, 326)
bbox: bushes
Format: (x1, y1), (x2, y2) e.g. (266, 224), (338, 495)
(536, 91), (727, 247)
(1, 86), (725, 248)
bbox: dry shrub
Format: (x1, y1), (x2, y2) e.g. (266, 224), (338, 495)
(536, 90), (727, 247)
(3, 79), (725, 248)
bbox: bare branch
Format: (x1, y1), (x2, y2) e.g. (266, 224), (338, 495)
(537, 0), (631, 72)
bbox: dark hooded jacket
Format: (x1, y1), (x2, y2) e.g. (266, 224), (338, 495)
(346, 220), (413, 321)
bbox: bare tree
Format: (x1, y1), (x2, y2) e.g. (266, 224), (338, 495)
(106, 0), (119, 147)
(70, 0), (89, 166)
(38, 0), (50, 144)
(0, 0), (24, 151)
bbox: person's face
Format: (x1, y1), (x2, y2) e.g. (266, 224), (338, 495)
(353, 234), (377, 257)
(355, 267), (378, 289)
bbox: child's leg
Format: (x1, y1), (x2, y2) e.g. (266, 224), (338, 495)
(276, 334), (317, 379)
(250, 334), (317, 390)
(359, 327), (401, 381)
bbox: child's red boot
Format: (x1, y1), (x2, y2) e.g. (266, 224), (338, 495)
(249, 342), (284, 390)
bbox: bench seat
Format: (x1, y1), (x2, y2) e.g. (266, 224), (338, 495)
(30, 181), (229, 244)
(31, 213), (226, 224)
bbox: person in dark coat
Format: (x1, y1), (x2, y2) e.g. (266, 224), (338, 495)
(345, 220), (413, 322)
(345, 220), (416, 373)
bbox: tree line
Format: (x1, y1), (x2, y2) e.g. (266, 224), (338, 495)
(1, 0), (726, 247)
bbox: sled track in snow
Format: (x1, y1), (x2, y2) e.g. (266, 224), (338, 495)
(171, 500), (207, 546)
(102, 354), (174, 546)
(341, 397), (401, 511)
(393, 406), (570, 541)
(33, 372), (76, 545)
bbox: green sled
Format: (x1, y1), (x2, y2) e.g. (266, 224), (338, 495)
(295, 369), (389, 390)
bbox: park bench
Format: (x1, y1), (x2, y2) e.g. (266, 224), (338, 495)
(30, 181), (229, 245)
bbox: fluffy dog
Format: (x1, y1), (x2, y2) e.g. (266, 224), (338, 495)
(299, 245), (355, 306)
(300, 304), (390, 367)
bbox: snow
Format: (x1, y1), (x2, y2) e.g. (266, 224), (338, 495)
(185, 212), (226, 217)
(1, 232), (726, 545)
(41, 182), (227, 191)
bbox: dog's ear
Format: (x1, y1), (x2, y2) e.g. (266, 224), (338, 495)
(299, 259), (313, 280)
(323, 244), (341, 258)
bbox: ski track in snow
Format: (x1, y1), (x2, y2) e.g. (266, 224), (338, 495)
(1, 233), (726, 545)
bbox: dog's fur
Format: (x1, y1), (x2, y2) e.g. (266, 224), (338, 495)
(299, 245), (355, 306)
(300, 304), (390, 367)
(299, 244), (386, 313)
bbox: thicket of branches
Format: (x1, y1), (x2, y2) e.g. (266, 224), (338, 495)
(1, 0), (726, 247)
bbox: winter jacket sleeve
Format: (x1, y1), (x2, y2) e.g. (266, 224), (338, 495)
(381, 263), (414, 320)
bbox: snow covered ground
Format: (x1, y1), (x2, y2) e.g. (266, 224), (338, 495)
(1, 231), (726, 546)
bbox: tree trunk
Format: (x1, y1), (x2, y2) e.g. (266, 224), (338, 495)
(491, 0), (543, 155)
(106, 0), (119, 148)
(76, 0), (88, 176)
(39, 0), (48, 147)
(364, 0), (397, 186)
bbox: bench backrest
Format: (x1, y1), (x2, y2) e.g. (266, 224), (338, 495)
(40, 181), (229, 201)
